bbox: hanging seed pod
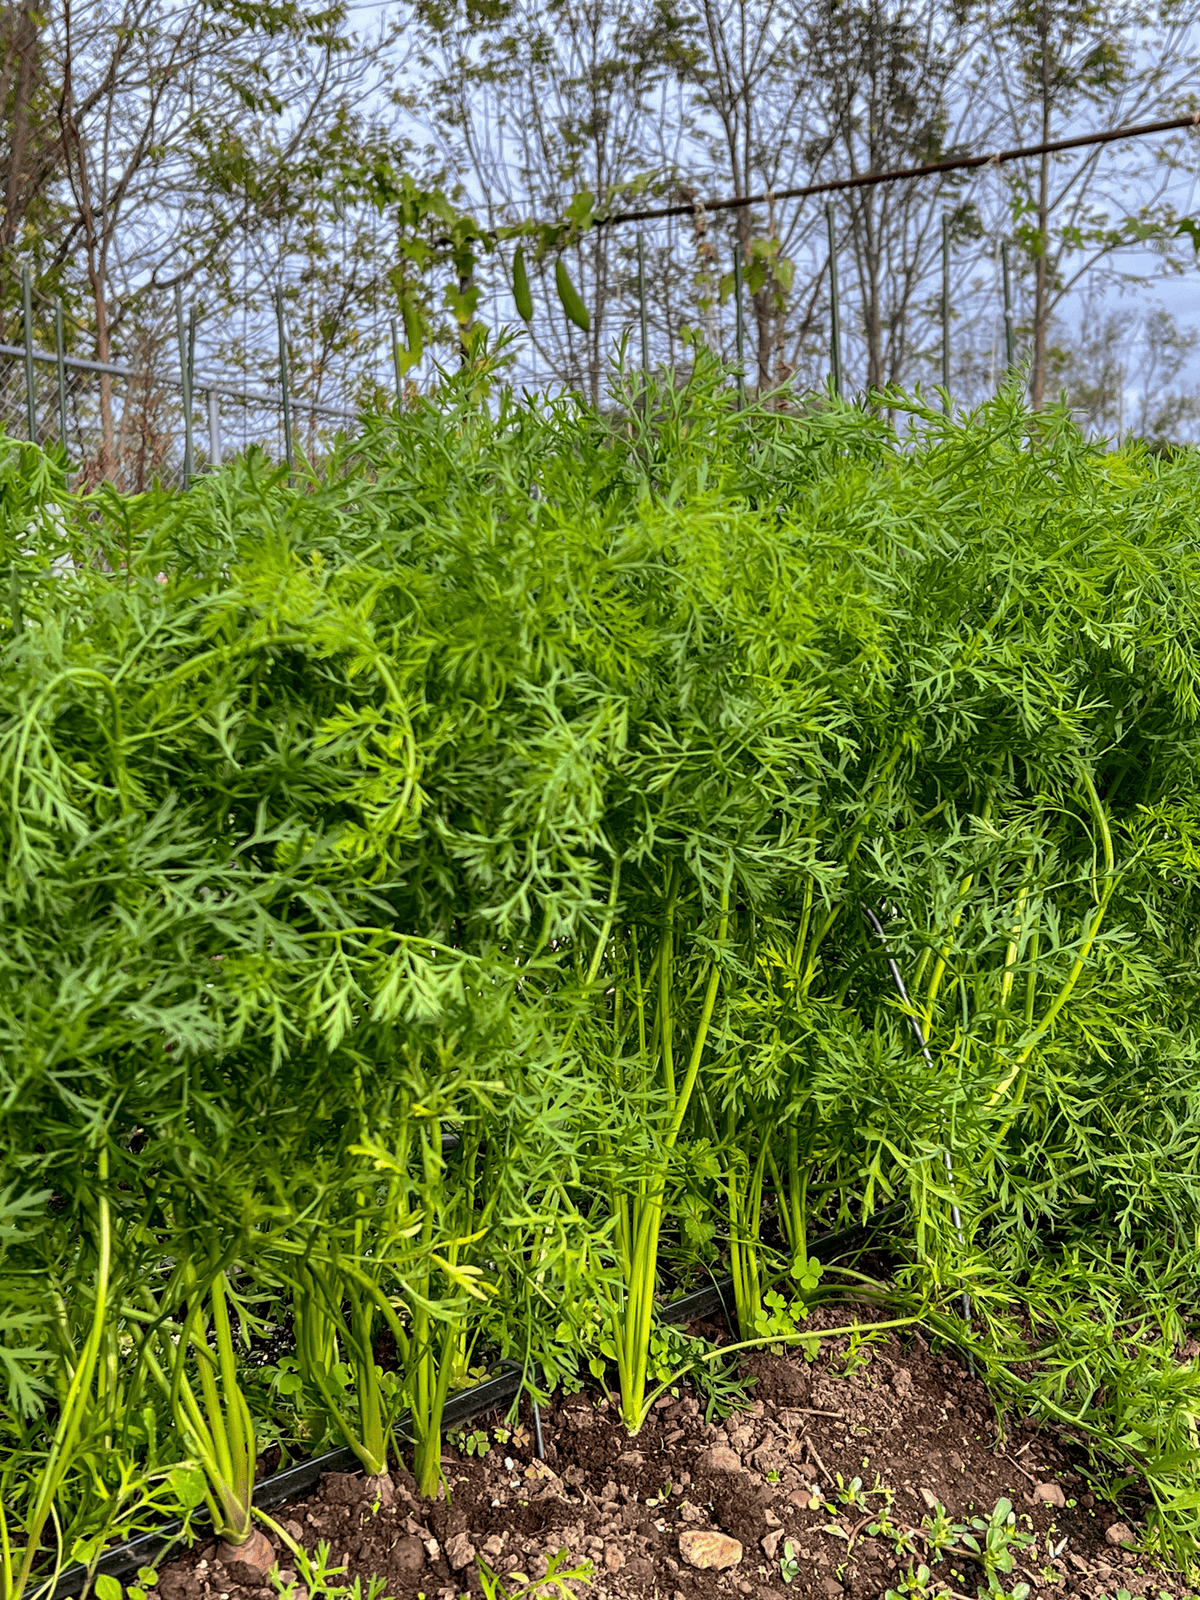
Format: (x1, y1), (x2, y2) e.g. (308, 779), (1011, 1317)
(555, 258), (590, 333)
(402, 299), (423, 365)
(513, 246), (534, 322)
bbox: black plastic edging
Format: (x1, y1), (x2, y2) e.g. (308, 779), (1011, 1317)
(48, 1201), (902, 1600)
(656, 1200), (905, 1329)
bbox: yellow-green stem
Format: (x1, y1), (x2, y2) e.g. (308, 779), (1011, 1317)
(14, 1147), (110, 1600)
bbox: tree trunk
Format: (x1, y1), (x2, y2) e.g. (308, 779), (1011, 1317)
(88, 237), (117, 484)
(863, 206), (883, 392)
(1, 0), (41, 250)
(60, 13), (116, 483)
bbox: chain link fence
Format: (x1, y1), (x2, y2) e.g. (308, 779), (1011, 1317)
(0, 335), (359, 492)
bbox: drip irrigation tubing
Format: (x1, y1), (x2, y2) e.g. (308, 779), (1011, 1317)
(46, 1200), (905, 1600)
(596, 112), (1200, 228)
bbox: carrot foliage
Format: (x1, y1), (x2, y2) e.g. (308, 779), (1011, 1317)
(5, 364), (1200, 1583)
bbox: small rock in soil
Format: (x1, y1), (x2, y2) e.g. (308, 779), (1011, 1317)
(699, 1445), (745, 1474)
(216, 1529), (274, 1583)
(1106, 1521), (1136, 1547)
(679, 1530), (744, 1570)
(1032, 1481), (1066, 1507)
(891, 1368), (914, 1399)
(393, 1536), (426, 1575)
(445, 1532), (476, 1571)
(919, 1487), (940, 1511)
(604, 1544), (624, 1571)
(760, 1530), (783, 1560)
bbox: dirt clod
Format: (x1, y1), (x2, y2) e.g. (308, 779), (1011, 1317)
(699, 1444), (745, 1474)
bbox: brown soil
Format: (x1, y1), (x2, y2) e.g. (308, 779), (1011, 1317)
(154, 1299), (1188, 1600)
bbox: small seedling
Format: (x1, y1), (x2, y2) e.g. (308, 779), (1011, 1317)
(476, 1548), (593, 1600)
(753, 1289), (819, 1359)
(920, 1500), (966, 1562)
(833, 1472), (869, 1511)
(958, 1497), (1033, 1595)
(268, 1540), (395, 1600)
(778, 1539), (803, 1585)
(94, 1577), (160, 1600)
(883, 1563), (948, 1599)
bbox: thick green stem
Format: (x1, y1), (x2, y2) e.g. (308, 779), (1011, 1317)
(989, 772), (1114, 1110)
(14, 1147), (110, 1600)
(616, 887), (730, 1431)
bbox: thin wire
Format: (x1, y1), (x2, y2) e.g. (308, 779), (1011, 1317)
(597, 112), (1200, 231)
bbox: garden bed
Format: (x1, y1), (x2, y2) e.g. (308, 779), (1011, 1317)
(152, 1298), (1182, 1600)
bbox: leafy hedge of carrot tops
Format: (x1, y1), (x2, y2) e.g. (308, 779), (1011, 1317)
(5, 364), (1200, 1587)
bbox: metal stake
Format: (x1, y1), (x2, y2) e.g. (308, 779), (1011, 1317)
(55, 299), (68, 450)
(733, 244), (746, 411)
(275, 286), (294, 475)
(636, 232), (650, 378)
(207, 390), (221, 467)
(531, 1396), (545, 1461)
(390, 316), (403, 405)
(186, 306), (197, 482)
(1001, 240), (1016, 377)
(22, 267), (36, 442)
(174, 285), (193, 490)
(862, 906), (975, 1374)
(825, 202), (842, 399)
(941, 213), (951, 412)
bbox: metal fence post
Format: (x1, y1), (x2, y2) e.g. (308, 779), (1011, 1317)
(637, 232), (650, 377)
(733, 243), (746, 411)
(55, 299), (68, 449)
(187, 307), (197, 480)
(941, 213), (951, 412)
(275, 286), (294, 474)
(825, 202), (842, 399)
(1001, 240), (1016, 377)
(207, 390), (221, 467)
(174, 286), (193, 489)
(390, 316), (403, 405)
(22, 267), (37, 442)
